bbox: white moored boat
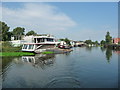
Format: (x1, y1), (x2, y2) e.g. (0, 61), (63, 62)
(22, 34), (59, 53)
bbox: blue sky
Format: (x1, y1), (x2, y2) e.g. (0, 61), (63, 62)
(1, 2), (118, 42)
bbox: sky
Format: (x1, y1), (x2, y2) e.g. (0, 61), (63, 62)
(1, 0), (120, 2)
(1, 2), (118, 42)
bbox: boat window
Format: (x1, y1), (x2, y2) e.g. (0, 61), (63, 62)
(22, 57), (27, 62)
(22, 45), (25, 49)
(37, 38), (45, 43)
(37, 38), (40, 43)
(40, 38), (45, 42)
(28, 58), (32, 62)
(46, 38), (54, 42)
(23, 45), (28, 49)
(34, 38), (37, 43)
(28, 45), (34, 49)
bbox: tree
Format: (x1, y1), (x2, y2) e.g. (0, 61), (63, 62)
(59, 38), (64, 41)
(0, 21), (11, 41)
(100, 40), (106, 45)
(12, 27), (25, 35)
(95, 41), (99, 44)
(94, 41), (99, 46)
(12, 27), (25, 40)
(84, 40), (92, 45)
(26, 30), (37, 36)
(64, 38), (71, 45)
(105, 31), (112, 44)
(59, 38), (71, 45)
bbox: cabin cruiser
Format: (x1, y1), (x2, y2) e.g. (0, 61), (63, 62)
(22, 35), (60, 53)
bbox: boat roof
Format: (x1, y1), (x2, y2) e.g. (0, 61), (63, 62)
(33, 36), (55, 38)
(24, 35), (55, 39)
(23, 43), (57, 45)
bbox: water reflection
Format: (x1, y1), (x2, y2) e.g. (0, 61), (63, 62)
(21, 54), (55, 69)
(113, 50), (120, 54)
(2, 54), (56, 78)
(2, 57), (13, 71)
(1, 47), (118, 88)
(105, 48), (112, 63)
(2, 57), (18, 81)
(85, 46), (92, 52)
(100, 47), (113, 63)
(100, 47), (106, 52)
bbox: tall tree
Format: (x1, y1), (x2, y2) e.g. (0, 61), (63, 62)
(0, 21), (11, 41)
(26, 30), (37, 36)
(105, 31), (112, 44)
(12, 27), (25, 40)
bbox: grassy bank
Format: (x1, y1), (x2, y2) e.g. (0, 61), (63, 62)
(0, 41), (35, 56)
(0, 52), (35, 56)
(1, 41), (22, 52)
(0, 41), (54, 56)
(42, 51), (54, 54)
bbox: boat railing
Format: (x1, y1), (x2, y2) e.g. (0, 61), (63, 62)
(36, 45), (43, 49)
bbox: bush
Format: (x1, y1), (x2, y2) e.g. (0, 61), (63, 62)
(1, 41), (22, 52)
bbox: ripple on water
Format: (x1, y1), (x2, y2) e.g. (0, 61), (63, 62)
(44, 76), (81, 88)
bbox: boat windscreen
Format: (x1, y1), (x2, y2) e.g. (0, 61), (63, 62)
(28, 45), (34, 49)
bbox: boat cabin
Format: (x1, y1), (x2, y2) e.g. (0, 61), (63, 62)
(22, 35), (59, 52)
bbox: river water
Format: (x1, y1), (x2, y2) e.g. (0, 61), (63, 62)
(1, 47), (119, 88)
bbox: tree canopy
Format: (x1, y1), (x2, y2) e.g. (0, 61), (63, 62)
(84, 40), (99, 46)
(12, 27), (25, 35)
(12, 27), (25, 40)
(0, 21), (12, 41)
(105, 31), (112, 44)
(60, 38), (71, 45)
(64, 38), (71, 45)
(84, 40), (93, 45)
(26, 30), (37, 36)
(100, 40), (106, 45)
(94, 41), (99, 45)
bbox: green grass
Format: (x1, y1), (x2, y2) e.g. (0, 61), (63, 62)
(42, 51), (54, 54)
(0, 52), (35, 56)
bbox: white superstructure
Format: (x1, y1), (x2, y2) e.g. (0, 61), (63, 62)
(21, 35), (60, 52)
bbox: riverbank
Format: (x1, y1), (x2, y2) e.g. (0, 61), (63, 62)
(104, 44), (120, 50)
(46, 48), (73, 54)
(1, 41), (22, 52)
(0, 52), (35, 56)
(0, 41), (73, 56)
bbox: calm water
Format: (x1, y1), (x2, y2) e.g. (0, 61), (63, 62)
(1, 47), (119, 88)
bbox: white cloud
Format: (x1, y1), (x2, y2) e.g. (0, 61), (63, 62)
(2, 3), (77, 37)
(1, 2), (117, 41)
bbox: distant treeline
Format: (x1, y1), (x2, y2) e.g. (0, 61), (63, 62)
(84, 31), (113, 45)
